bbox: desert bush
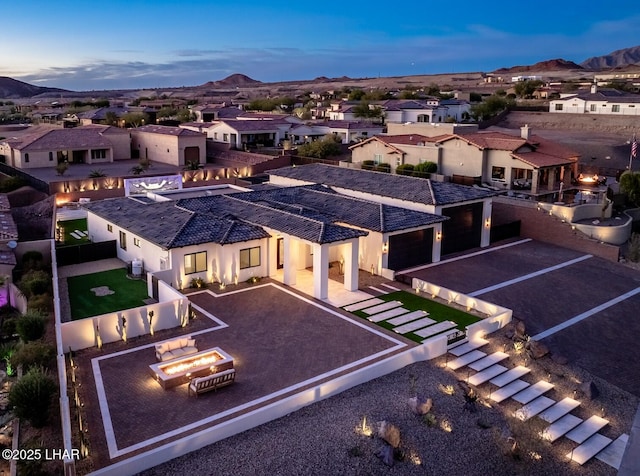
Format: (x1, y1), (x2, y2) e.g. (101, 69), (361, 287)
(11, 341), (56, 371)
(18, 269), (51, 297)
(8, 366), (57, 428)
(396, 164), (415, 176)
(28, 294), (53, 313)
(21, 250), (44, 272)
(0, 303), (20, 320)
(16, 311), (48, 342)
(2, 317), (17, 338)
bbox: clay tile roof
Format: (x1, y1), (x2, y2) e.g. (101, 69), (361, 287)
(132, 125), (204, 137)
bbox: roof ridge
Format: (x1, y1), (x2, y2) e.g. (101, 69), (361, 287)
(426, 178), (437, 205)
(167, 210), (196, 248)
(379, 203), (385, 233)
(219, 219), (236, 245)
(224, 193), (327, 227)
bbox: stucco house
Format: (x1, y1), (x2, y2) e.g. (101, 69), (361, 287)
(130, 125), (206, 166)
(349, 126), (579, 194)
(289, 120), (384, 144)
(549, 84), (640, 115)
(199, 119), (290, 148)
(83, 178), (448, 300)
(327, 99), (470, 124)
(0, 125), (131, 169)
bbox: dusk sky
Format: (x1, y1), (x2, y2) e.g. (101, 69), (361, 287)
(2, 1), (639, 91)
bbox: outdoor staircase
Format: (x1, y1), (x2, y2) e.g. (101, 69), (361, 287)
(445, 340), (629, 470)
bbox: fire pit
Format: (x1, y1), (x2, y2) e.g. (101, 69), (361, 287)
(149, 347), (234, 389)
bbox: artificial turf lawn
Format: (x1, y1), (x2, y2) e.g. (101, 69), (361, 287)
(67, 268), (149, 320)
(58, 218), (89, 244)
(352, 290), (481, 343)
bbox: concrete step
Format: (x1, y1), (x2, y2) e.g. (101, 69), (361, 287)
(362, 301), (402, 315)
(468, 364), (508, 386)
(415, 320), (456, 338)
(567, 433), (612, 465)
(490, 379), (530, 403)
(469, 352), (509, 371)
(448, 338), (489, 357)
(566, 415), (609, 444)
(387, 310), (428, 326)
(514, 396), (556, 421)
(344, 298), (384, 312)
(447, 350), (486, 370)
(489, 365), (530, 387)
(539, 397), (581, 423)
(367, 307), (410, 323)
(542, 414), (583, 442)
(394, 317), (439, 335)
(596, 433), (629, 470)
(512, 380), (554, 404)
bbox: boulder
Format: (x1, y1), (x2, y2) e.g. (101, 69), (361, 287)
(514, 320), (527, 339)
(375, 444), (395, 467)
(580, 381), (600, 400)
(528, 340), (549, 359)
(376, 421), (401, 448)
(408, 396), (432, 415)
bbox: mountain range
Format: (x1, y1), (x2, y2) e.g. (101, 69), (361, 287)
(2, 45), (640, 99)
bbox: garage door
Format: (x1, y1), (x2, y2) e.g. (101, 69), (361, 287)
(184, 146), (200, 164)
(388, 229), (434, 271)
(441, 203), (482, 256)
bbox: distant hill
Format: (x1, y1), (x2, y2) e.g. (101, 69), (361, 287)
(494, 58), (583, 74)
(0, 76), (70, 99)
(199, 74), (261, 88)
(580, 45), (640, 70)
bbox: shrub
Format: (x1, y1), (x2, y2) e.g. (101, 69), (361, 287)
(396, 164), (415, 176)
(28, 294), (52, 313)
(21, 250), (44, 272)
(8, 367), (57, 428)
(18, 269), (51, 298)
(2, 317), (17, 338)
(88, 169), (107, 178)
(16, 311), (48, 342)
(55, 162), (69, 176)
(414, 161), (437, 178)
(361, 160), (375, 171)
(0, 176), (27, 193)
(0, 342), (17, 376)
(374, 163), (391, 173)
(0, 304), (20, 320)
(11, 341), (56, 372)
(628, 233), (640, 262)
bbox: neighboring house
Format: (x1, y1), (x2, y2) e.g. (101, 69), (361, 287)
(549, 84), (640, 115)
(289, 120), (384, 144)
(191, 104), (244, 122)
(328, 99), (470, 124)
(83, 181), (447, 300)
(203, 119), (289, 148)
(0, 125), (131, 168)
(349, 126), (579, 194)
(78, 106), (157, 126)
(268, 163), (497, 261)
(130, 125), (206, 166)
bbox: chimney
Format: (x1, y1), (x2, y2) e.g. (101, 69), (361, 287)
(590, 82), (598, 94)
(520, 124), (530, 140)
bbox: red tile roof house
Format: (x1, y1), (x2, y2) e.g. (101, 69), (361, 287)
(349, 125), (580, 195)
(0, 125), (131, 169)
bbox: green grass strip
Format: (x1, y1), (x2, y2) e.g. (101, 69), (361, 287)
(67, 268), (149, 320)
(351, 290), (481, 343)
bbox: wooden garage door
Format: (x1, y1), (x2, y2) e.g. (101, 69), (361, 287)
(184, 146), (199, 164)
(441, 203), (483, 256)
(388, 229), (433, 271)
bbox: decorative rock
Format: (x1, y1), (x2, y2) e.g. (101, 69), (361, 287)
(528, 340), (549, 359)
(579, 381), (600, 400)
(408, 396), (432, 415)
(375, 444), (395, 467)
(514, 321), (527, 339)
(376, 421), (401, 448)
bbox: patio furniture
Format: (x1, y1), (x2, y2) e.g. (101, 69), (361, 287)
(188, 369), (236, 397)
(155, 336), (198, 362)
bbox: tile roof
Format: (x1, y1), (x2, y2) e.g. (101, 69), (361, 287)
(83, 198), (270, 248)
(216, 119), (285, 132)
(558, 88), (640, 103)
(268, 164), (496, 205)
(132, 125), (204, 137)
(230, 185), (447, 233)
(9, 126), (123, 151)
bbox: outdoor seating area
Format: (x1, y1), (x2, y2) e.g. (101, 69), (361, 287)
(154, 336), (198, 361)
(188, 369), (236, 397)
(150, 346), (234, 390)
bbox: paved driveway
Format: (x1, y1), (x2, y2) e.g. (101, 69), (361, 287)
(404, 239), (640, 397)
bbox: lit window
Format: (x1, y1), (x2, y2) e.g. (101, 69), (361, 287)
(491, 166), (506, 180)
(184, 251), (207, 274)
(240, 247), (260, 269)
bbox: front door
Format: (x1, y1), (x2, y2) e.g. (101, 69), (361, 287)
(277, 238), (284, 269)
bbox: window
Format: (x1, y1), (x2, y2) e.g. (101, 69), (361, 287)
(240, 247), (260, 269)
(590, 104), (597, 112)
(373, 154), (383, 164)
(24, 153), (29, 163)
(49, 152), (54, 161)
(612, 105), (620, 113)
(223, 133), (229, 142)
(133, 237), (141, 247)
(214, 132), (218, 139)
(107, 224), (113, 233)
(119, 231), (127, 250)
(91, 149), (107, 159)
(491, 166), (506, 180)
(554, 104), (563, 111)
(184, 251), (207, 274)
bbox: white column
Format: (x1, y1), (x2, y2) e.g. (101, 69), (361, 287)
(312, 243), (329, 300)
(344, 239), (359, 292)
(432, 224), (443, 263)
(480, 200), (492, 248)
(283, 236), (297, 286)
